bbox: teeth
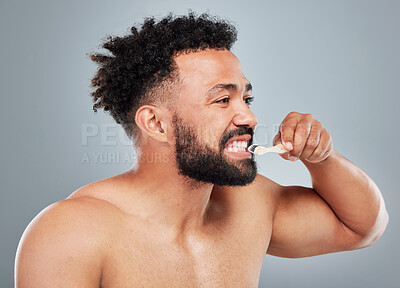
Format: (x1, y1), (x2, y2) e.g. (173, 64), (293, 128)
(226, 140), (248, 152)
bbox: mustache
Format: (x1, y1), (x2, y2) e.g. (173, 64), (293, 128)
(220, 127), (254, 148)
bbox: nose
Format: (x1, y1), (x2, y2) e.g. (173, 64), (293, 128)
(232, 102), (258, 128)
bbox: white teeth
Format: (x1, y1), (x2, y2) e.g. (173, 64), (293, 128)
(225, 140), (249, 152)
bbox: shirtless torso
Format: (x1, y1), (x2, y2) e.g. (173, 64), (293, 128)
(17, 173), (278, 288)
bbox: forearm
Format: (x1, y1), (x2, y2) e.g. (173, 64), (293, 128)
(303, 150), (389, 240)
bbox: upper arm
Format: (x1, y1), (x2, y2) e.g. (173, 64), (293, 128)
(266, 185), (366, 258)
(15, 199), (106, 287)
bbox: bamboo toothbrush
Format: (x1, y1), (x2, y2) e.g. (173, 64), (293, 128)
(248, 143), (289, 155)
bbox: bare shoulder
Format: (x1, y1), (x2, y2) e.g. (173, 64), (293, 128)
(15, 182), (123, 287)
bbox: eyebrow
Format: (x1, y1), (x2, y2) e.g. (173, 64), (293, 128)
(206, 82), (253, 98)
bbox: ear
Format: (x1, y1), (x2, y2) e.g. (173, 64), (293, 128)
(135, 105), (169, 143)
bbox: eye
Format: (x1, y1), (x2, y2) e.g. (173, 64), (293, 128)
(244, 97), (254, 105)
(216, 97), (230, 104)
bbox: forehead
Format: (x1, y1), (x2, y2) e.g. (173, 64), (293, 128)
(174, 49), (247, 95)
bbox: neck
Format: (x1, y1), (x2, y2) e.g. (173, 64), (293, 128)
(118, 145), (215, 238)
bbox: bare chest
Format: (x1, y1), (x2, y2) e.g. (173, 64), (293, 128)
(100, 213), (272, 287)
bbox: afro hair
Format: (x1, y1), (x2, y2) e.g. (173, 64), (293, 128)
(89, 12), (238, 139)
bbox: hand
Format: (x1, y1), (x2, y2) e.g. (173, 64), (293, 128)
(273, 112), (333, 163)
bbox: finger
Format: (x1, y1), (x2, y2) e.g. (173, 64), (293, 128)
(273, 132), (291, 160)
(300, 122), (321, 160)
(290, 121), (312, 159)
(272, 132), (281, 146)
(306, 128), (332, 163)
(279, 118), (298, 151)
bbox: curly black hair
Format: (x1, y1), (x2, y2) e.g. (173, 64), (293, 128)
(89, 12), (238, 140)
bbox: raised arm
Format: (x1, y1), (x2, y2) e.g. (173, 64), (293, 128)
(266, 112), (388, 258)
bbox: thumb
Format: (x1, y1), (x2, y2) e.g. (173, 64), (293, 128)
(273, 132), (290, 160)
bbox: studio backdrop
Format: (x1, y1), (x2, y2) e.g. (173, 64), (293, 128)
(1, 0), (399, 287)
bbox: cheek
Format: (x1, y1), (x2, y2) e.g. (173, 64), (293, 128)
(196, 122), (227, 148)
(179, 106), (231, 147)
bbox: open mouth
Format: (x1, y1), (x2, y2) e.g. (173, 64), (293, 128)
(223, 134), (252, 158)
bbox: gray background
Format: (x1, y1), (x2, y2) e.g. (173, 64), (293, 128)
(1, 0), (399, 287)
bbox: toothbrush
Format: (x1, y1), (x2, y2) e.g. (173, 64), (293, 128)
(248, 143), (289, 155)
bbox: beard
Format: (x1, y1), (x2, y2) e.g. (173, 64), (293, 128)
(172, 113), (257, 186)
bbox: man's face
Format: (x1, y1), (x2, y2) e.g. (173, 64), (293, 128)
(171, 49), (258, 186)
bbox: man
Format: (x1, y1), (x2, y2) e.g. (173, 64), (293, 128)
(15, 13), (388, 287)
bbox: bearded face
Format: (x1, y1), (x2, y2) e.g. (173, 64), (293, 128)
(172, 113), (257, 186)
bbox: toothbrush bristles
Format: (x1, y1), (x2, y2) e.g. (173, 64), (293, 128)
(247, 144), (258, 154)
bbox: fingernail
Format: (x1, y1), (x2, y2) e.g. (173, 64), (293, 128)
(285, 142), (293, 150)
(289, 156), (297, 162)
